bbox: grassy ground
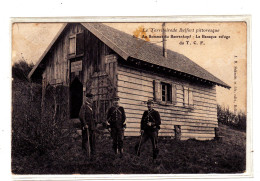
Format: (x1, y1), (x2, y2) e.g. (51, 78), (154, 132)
(12, 123), (246, 174)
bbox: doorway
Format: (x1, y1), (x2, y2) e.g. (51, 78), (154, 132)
(70, 77), (83, 118)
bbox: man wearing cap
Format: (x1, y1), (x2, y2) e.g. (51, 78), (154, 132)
(135, 99), (161, 160)
(106, 96), (126, 157)
(79, 93), (96, 156)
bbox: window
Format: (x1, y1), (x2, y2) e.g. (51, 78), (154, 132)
(161, 82), (171, 102)
(153, 80), (176, 105)
(69, 32), (84, 57)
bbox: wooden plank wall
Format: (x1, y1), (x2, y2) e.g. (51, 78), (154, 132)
(117, 65), (217, 140)
(43, 23), (114, 87)
(42, 23), (116, 123)
(44, 26), (74, 86)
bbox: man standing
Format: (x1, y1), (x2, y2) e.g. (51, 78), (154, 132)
(79, 93), (96, 156)
(106, 96), (126, 157)
(135, 99), (161, 160)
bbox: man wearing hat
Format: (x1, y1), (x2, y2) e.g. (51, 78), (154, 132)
(135, 99), (161, 160)
(79, 93), (96, 156)
(106, 96), (126, 157)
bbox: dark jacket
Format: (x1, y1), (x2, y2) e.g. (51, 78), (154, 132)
(79, 102), (96, 130)
(107, 106), (126, 129)
(141, 109), (161, 131)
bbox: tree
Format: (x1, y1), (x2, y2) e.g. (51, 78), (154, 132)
(12, 59), (34, 81)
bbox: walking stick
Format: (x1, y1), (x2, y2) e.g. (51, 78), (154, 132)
(86, 127), (91, 158)
(137, 130), (144, 156)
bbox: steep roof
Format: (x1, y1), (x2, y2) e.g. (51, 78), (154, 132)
(29, 23), (230, 88)
(82, 23), (230, 88)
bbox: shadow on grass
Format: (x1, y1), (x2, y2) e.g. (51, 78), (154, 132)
(12, 129), (246, 174)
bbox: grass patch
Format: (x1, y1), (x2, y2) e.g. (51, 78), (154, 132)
(12, 123), (246, 174)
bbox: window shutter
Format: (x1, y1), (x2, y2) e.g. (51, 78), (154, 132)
(69, 36), (76, 55)
(76, 32), (84, 55)
(188, 88), (193, 105)
(172, 84), (177, 105)
(153, 80), (161, 102)
(167, 84), (171, 102)
(184, 87), (189, 106)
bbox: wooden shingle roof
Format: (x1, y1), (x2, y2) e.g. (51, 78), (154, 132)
(29, 23), (230, 88)
(82, 23), (230, 88)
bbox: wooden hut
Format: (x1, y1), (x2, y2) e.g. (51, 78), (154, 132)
(29, 23), (230, 140)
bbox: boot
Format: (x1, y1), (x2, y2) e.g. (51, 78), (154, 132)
(153, 148), (159, 160)
(91, 150), (96, 156)
(119, 148), (124, 158)
(113, 148), (118, 155)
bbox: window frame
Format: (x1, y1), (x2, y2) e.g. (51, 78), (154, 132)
(161, 82), (172, 103)
(68, 32), (84, 59)
(153, 80), (177, 106)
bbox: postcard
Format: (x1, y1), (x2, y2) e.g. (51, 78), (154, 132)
(11, 16), (251, 179)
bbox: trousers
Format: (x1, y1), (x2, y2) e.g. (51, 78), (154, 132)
(82, 129), (96, 154)
(136, 129), (159, 158)
(110, 127), (124, 152)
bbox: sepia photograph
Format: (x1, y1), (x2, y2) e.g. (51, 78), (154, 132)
(11, 19), (249, 176)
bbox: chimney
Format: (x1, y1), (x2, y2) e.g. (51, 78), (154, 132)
(162, 22), (167, 58)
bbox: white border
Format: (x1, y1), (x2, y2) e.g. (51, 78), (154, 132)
(2, 0), (260, 179)
(9, 16), (252, 180)
(11, 15), (251, 23)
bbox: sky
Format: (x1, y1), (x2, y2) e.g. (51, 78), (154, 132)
(12, 22), (247, 113)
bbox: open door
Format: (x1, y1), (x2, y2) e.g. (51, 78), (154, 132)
(70, 77), (83, 118)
